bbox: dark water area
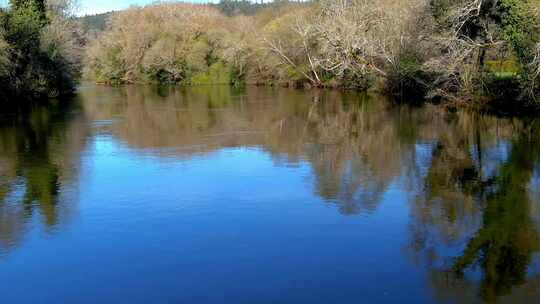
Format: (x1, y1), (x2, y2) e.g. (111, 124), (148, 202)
(2, 84), (540, 303)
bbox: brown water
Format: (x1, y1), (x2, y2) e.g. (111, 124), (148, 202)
(1, 84), (540, 303)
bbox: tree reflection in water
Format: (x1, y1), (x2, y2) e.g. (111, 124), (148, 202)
(81, 85), (413, 216)
(0, 102), (87, 254)
(407, 112), (540, 303)
(451, 124), (540, 302)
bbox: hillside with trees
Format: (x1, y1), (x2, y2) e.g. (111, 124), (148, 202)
(78, 11), (112, 33)
(84, 0), (540, 113)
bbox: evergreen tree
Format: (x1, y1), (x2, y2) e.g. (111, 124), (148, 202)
(0, 0), (80, 102)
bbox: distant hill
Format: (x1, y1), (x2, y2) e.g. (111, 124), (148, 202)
(78, 12), (113, 32)
(211, 0), (307, 16)
(212, 0), (269, 16)
(76, 1), (305, 32)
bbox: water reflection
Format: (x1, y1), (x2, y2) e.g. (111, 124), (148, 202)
(406, 113), (540, 303)
(81, 85), (429, 215)
(2, 84), (540, 302)
(0, 102), (87, 253)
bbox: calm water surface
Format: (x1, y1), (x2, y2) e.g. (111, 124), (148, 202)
(1, 84), (540, 303)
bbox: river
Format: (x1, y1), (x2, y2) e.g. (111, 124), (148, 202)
(1, 84), (540, 303)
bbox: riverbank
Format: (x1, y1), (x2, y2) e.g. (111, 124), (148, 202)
(83, 1), (540, 113)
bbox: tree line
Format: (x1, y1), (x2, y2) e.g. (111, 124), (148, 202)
(1, 0), (539, 112)
(83, 0), (540, 112)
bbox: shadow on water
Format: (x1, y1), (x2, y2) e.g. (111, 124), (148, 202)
(0, 98), (88, 254)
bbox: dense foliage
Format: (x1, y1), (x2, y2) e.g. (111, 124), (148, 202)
(407, 0), (540, 110)
(0, 0), (82, 103)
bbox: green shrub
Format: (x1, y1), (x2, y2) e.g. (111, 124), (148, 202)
(190, 62), (232, 85)
(485, 59), (521, 75)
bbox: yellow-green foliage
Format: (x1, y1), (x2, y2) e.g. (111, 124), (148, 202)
(486, 58), (521, 74)
(191, 62), (231, 85)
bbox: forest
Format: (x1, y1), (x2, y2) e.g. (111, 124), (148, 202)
(2, 0), (540, 113)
